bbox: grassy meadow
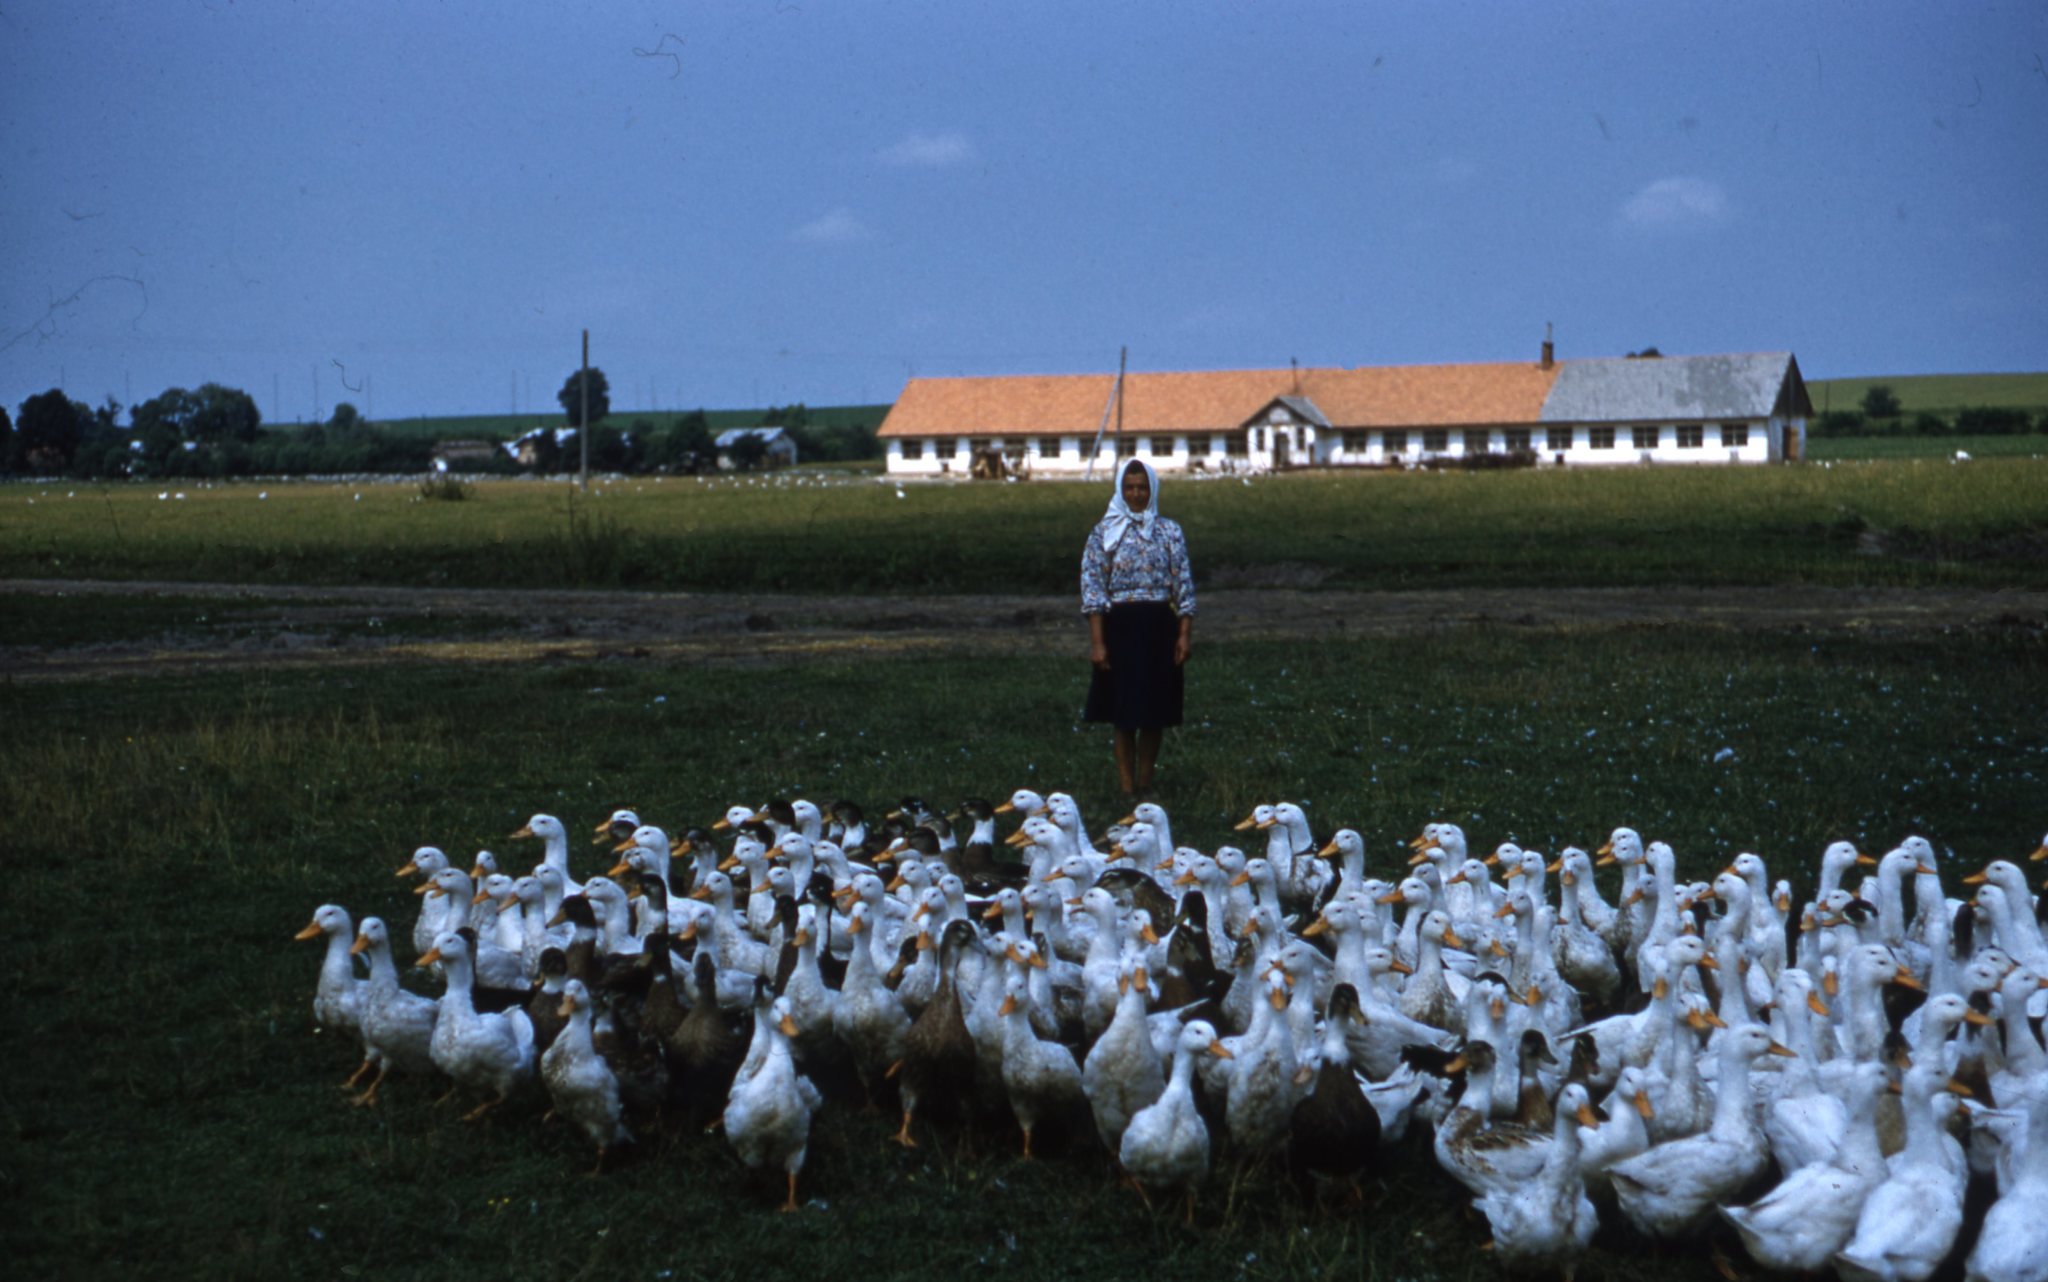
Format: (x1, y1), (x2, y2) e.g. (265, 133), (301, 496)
(1807, 432), (2046, 460)
(4, 456), (2047, 593)
(1806, 370), (2048, 418)
(4, 619), (2044, 1281)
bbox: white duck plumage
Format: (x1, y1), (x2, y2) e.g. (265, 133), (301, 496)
(420, 929), (536, 1120)
(723, 994), (819, 1212)
(540, 978), (630, 1166)
(1609, 1023), (1789, 1239)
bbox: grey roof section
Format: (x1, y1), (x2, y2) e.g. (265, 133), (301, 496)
(1274, 395), (1332, 428)
(1540, 353), (1798, 423)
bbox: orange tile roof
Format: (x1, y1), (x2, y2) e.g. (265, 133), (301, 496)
(877, 361), (1562, 438)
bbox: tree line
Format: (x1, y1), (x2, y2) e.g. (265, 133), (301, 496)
(3, 367), (880, 479)
(1810, 384), (2048, 439)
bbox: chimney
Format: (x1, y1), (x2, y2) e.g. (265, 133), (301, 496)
(1540, 322), (1555, 370)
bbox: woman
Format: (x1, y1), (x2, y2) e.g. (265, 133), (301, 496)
(1081, 457), (1195, 796)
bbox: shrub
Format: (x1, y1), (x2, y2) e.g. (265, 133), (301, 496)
(1955, 406), (2031, 436)
(418, 475), (472, 501)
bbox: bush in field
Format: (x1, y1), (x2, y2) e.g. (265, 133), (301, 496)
(1911, 413), (1950, 436)
(1815, 409), (1866, 437)
(1859, 385), (1902, 419)
(1955, 406), (2031, 435)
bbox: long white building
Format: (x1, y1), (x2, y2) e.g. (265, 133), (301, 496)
(877, 347), (1811, 477)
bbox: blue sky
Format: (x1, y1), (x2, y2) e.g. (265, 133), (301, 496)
(4, 0), (2043, 424)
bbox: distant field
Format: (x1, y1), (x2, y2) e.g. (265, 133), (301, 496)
(1810, 432), (2047, 460)
(274, 404), (893, 441)
(1806, 370), (2048, 416)
(5, 458), (2045, 592)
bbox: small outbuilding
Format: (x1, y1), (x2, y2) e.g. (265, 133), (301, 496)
(714, 426), (799, 471)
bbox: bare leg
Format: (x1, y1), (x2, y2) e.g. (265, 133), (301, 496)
(1113, 728), (1138, 793)
(342, 1057), (374, 1090)
(781, 1171), (801, 1213)
(1135, 729), (1163, 792)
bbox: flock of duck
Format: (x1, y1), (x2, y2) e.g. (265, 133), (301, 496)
(297, 794), (2048, 1281)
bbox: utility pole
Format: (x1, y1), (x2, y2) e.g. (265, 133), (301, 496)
(579, 329), (590, 492)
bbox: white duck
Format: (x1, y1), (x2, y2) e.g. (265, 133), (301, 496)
(395, 846), (453, 957)
(540, 978), (630, 1169)
(510, 813), (580, 895)
(1835, 1065), (1970, 1282)
(295, 903), (364, 1049)
(347, 916), (438, 1107)
(1965, 1091), (2048, 1282)
(1121, 1019), (1230, 1218)
(419, 929), (536, 1121)
(1609, 1023), (1791, 1239)
(996, 970), (1086, 1158)
(1721, 1060), (1890, 1272)
(723, 994), (819, 1212)
(1476, 1082), (1600, 1278)
(1082, 953), (1167, 1154)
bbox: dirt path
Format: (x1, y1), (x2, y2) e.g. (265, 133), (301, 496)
(4, 578), (2043, 682)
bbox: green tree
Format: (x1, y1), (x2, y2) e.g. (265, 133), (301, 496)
(328, 401), (365, 432)
(131, 383), (261, 444)
(11, 388), (91, 473)
(557, 368), (611, 429)
(1860, 385), (1902, 419)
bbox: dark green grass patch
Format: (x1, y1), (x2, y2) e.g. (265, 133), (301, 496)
(3, 628), (2042, 1279)
(5, 460), (2048, 593)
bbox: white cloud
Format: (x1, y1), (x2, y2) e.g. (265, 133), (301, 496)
(879, 130), (977, 167)
(791, 208), (871, 244)
(1618, 176), (1730, 232)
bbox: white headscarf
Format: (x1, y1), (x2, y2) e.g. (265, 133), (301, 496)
(1099, 457), (1160, 553)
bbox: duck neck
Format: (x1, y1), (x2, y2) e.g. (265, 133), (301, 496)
(1707, 1048), (1756, 1143)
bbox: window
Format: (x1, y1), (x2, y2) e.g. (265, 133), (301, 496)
(1631, 426), (1660, 450)
(1589, 427), (1615, 449)
(1149, 436), (1170, 456)
(1677, 424), (1703, 448)
(1222, 433), (1248, 458)
(1343, 430), (1368, 452)
(1545, 427), (1573, 452)
(1116, 436), (1137, 458)
(1252, 428), (1265, 451)
(904, 439), (925, 460)
(1461, 429), (1490, 454)
(1384, 430), (1408, 454)
(1505, 429), (1532, 453)
(936, 437), (958, 458)
(1722, 423), (1750, 447)
(1423, 430), (1448, 452)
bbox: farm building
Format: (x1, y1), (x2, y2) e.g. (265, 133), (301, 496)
(876, 348), (1811, 477)
(714, 426), (799, 471)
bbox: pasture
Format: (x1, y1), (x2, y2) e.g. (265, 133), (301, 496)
(3, 615), (2044, 1280)
(4, 457), (2045, 1279)
(4, 456), (2046, 593)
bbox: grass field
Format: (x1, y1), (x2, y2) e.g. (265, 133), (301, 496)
(1806, 371), (2048, 418)
(1808, 432), (2047, 460)
(5, 458), (2046, 593)
(4, 618), (2042, 1280)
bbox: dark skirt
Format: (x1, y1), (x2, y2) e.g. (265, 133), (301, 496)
(1083, 601), (1184, 731)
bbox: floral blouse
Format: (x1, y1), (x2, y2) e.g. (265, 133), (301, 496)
(1080, 517), (1196, 616)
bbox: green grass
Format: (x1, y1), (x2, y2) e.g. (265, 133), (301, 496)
(1807, 371), (2048, 417)
(6, 459), (2047, 593)
(1808, 432), (2047, 460)
(3, 625), (2042, 1279)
